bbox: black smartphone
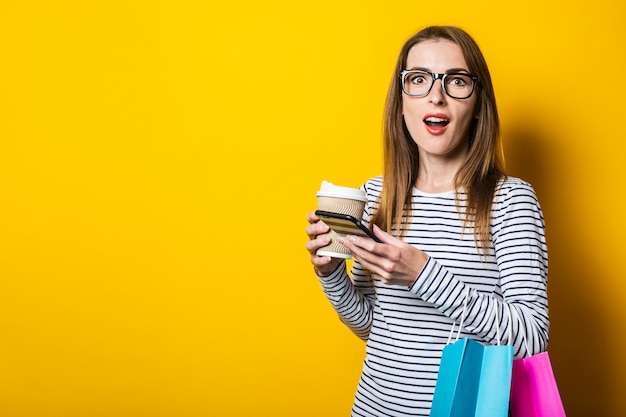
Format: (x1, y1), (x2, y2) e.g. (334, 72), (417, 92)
(315, 210), (383, 243)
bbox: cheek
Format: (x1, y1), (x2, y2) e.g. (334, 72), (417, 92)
(402, 103), (422, 134)
(402, 100), (421, 122)
(402, 110), (423, 141)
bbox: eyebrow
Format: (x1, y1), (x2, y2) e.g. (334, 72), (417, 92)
(407, 66), (471, 74)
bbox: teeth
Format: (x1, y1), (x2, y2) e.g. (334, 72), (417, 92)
(425, 117), (447, 123)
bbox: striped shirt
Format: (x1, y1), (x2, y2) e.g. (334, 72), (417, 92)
(317, 176), (549, 417)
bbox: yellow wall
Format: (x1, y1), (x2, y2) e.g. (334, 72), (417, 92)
(1, 1), (624, 416)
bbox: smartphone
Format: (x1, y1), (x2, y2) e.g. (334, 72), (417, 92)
(315, 210), (383, 243)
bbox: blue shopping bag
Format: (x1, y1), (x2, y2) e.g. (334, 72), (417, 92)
(430, 291), (514, 417)
(430, 338), (513, 417)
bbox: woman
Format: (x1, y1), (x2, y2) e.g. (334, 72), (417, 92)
(305, 26), (549, 416)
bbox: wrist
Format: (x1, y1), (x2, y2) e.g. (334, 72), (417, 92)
(314, 266), (332, 277)
(314, 259), (345, 278)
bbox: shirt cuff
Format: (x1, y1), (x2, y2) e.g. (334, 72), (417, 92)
(408, 256), (449, 300)
(314, 260), (346, 282)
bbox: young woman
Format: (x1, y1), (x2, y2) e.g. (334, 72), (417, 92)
(305, 26), (549, 416)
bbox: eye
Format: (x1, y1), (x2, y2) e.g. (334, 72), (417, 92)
(409, 74), (427, 85)
(448, 76), (468, 87)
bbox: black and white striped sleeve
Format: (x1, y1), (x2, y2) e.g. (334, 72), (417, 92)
(317, 260), (376, 341)
(408, 180), (549, 358)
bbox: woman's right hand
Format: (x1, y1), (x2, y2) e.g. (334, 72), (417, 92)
(305, 211), (343, 277)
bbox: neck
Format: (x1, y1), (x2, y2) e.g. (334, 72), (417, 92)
(415, 155), (465, 194)
(415, 173), (456, 193)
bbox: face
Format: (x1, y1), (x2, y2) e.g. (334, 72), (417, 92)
(402, 39), (478, 162)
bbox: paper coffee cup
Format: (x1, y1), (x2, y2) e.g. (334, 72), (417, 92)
(315, 181), (367, 259)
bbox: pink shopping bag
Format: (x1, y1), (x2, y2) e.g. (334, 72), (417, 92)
(509, 348), (566, 416)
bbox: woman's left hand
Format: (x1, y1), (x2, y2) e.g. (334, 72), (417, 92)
(340, 225), (429, 287)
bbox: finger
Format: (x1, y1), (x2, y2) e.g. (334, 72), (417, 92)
(351, 248), (387, 278)
(305, 220), (330, 239)
(340, 234), (399, 276)
(340, 236), (386, 269)
(372, 225), (403, 247)
(305, 234), (331, 254)
(305, 211), (320, 224)
(312, 255), (342, 277)
(312, 253), (333, 267)
(341, 234), (383, 255)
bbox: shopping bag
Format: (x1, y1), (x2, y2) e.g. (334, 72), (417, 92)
(430, 291), (513, 417)
(509, 308), (566, 417)
(430, 337), (514, 417)
(510, 351), (566, 417)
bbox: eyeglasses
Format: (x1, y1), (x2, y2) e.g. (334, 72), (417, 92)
(400, 70), (479, 99)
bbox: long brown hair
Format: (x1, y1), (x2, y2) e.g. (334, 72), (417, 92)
(370, 26), (505, 253)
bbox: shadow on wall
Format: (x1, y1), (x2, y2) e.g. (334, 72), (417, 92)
(504, 121), (612, 417)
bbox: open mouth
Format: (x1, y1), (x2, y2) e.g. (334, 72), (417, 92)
(423, 116), (450, 128)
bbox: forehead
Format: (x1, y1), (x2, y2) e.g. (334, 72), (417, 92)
(405, 39), (468, 71)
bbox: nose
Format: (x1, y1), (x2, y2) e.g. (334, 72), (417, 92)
(428, 79), (446, 105)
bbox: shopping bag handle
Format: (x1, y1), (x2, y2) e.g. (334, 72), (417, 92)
(509, 307), (531, 354)
(495, 302), (502, 345)
(447, 287), (514, 347)
(493, 300), (514, 346)
(447, 287), (470, 344)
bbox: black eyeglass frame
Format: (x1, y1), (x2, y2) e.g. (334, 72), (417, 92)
(400, 70), (479, 99)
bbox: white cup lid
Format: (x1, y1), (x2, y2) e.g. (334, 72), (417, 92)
(316, 180), (367, 202)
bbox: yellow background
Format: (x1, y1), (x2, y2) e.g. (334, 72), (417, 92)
(1, 1), (624, 416)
